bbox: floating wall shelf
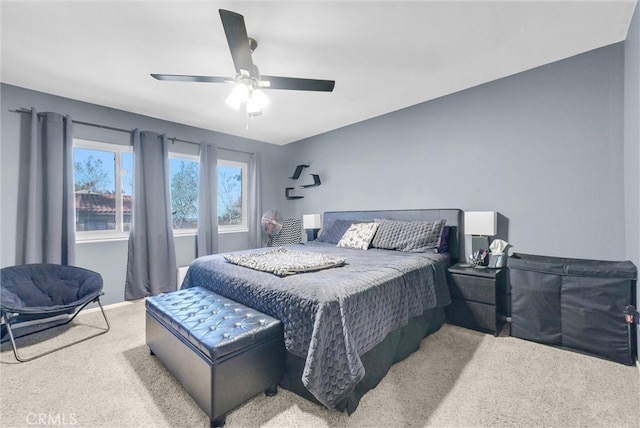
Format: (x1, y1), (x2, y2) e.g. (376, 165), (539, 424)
(289, 164), (309, 180)
(286, 165), (321, 200)
(285, 187), (304, 200)
(300, 174), (321, 188)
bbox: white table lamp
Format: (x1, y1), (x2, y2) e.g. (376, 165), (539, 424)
(303, 214), (322, 241)
(464, 211), (497, 255)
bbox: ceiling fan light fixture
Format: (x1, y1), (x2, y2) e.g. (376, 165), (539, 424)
(225, 83), (249, 110)
(251, 88), (269, 108)
(245, 94), (262, 116)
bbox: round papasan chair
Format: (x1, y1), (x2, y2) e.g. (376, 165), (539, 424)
(1, 263), (110, 362)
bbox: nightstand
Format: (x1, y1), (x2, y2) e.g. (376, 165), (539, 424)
(445, 263), (509, 335)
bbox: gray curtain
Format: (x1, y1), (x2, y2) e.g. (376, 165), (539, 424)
(248, 153), (262, 248)
(196, 143), (218, 257)
(125, 130), (176, 300)
(17, 108), (75, 265)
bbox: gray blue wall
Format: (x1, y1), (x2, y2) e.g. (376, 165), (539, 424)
(285, 42), (630, 263)
(0, 84), (293, 304)
(285, 20), (639, 361)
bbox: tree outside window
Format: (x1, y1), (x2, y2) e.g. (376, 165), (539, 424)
(169, 158), (247, 231)
(218, 165), (243, 225)
(170, 158), (199, 230)
(74, 155), (111, 193)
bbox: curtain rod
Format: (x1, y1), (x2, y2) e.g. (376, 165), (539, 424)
(9, 108), (255, 156)
(168, 137), (254, 156)
(10, 108), (132, 134)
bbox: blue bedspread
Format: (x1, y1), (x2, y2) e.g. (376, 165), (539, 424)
(182, 242), (451, 409)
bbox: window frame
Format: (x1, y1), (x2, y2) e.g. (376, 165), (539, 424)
(217, 159), (248, 234)
(168, 156), (249, 234)
(73, 141), (250, 241)
(73, 138), (133, 242)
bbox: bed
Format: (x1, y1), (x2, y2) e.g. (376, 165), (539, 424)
(182, 208), (463, 413)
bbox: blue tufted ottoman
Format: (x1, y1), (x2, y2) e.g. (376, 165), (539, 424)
(145, 287), (285, 428)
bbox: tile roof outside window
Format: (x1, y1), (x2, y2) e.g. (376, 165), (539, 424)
(75, 192), (132, 214)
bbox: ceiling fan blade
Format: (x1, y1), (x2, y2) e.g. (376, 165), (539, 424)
(260, 76), (335, 92)
(151, 74), (231, 83)
(219, 9), (256, 77)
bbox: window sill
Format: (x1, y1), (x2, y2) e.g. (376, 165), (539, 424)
(76, 234), (129, 244)
(76, 229), (246, 244)
(219, 227), (249, 234)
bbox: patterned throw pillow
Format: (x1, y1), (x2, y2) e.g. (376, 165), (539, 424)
(269, 219), (302, 246)
(336, 222), (380, 250)
(371, 218), (446, 252)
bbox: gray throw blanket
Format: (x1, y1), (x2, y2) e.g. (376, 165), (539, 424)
(183, 243), (450, 409)
(224, 247), (346, 276)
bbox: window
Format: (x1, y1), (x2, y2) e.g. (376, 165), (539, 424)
(73, 139), (133, 240)
(218, 160), (248, 232)
(169, 154), (199, 233)
(169, 156), (248, 234)
(74, 140), (249, 239)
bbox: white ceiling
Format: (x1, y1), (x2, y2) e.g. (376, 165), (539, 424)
(1, 1), (637, 145)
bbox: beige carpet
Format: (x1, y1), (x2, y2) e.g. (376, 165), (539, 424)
(1, 300), (639, 428)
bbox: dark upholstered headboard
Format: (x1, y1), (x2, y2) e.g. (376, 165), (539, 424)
(322, 209), (464, 263)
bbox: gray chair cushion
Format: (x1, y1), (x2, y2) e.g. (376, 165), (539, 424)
(0, 264), (103, 315)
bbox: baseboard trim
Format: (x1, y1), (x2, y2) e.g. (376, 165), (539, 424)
(83, 299), (139, 314)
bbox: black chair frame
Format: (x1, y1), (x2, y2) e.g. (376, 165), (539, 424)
(1, 294), (110, 362)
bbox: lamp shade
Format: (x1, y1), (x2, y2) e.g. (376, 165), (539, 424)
(225, 83), (249, 110)
(303, 214), (322, 229)
(464, 211), (497, 236)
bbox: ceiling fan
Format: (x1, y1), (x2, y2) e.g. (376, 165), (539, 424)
(151, 9), (335, 118)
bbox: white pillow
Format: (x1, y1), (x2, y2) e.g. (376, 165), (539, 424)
(336, 222), (380, 250)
